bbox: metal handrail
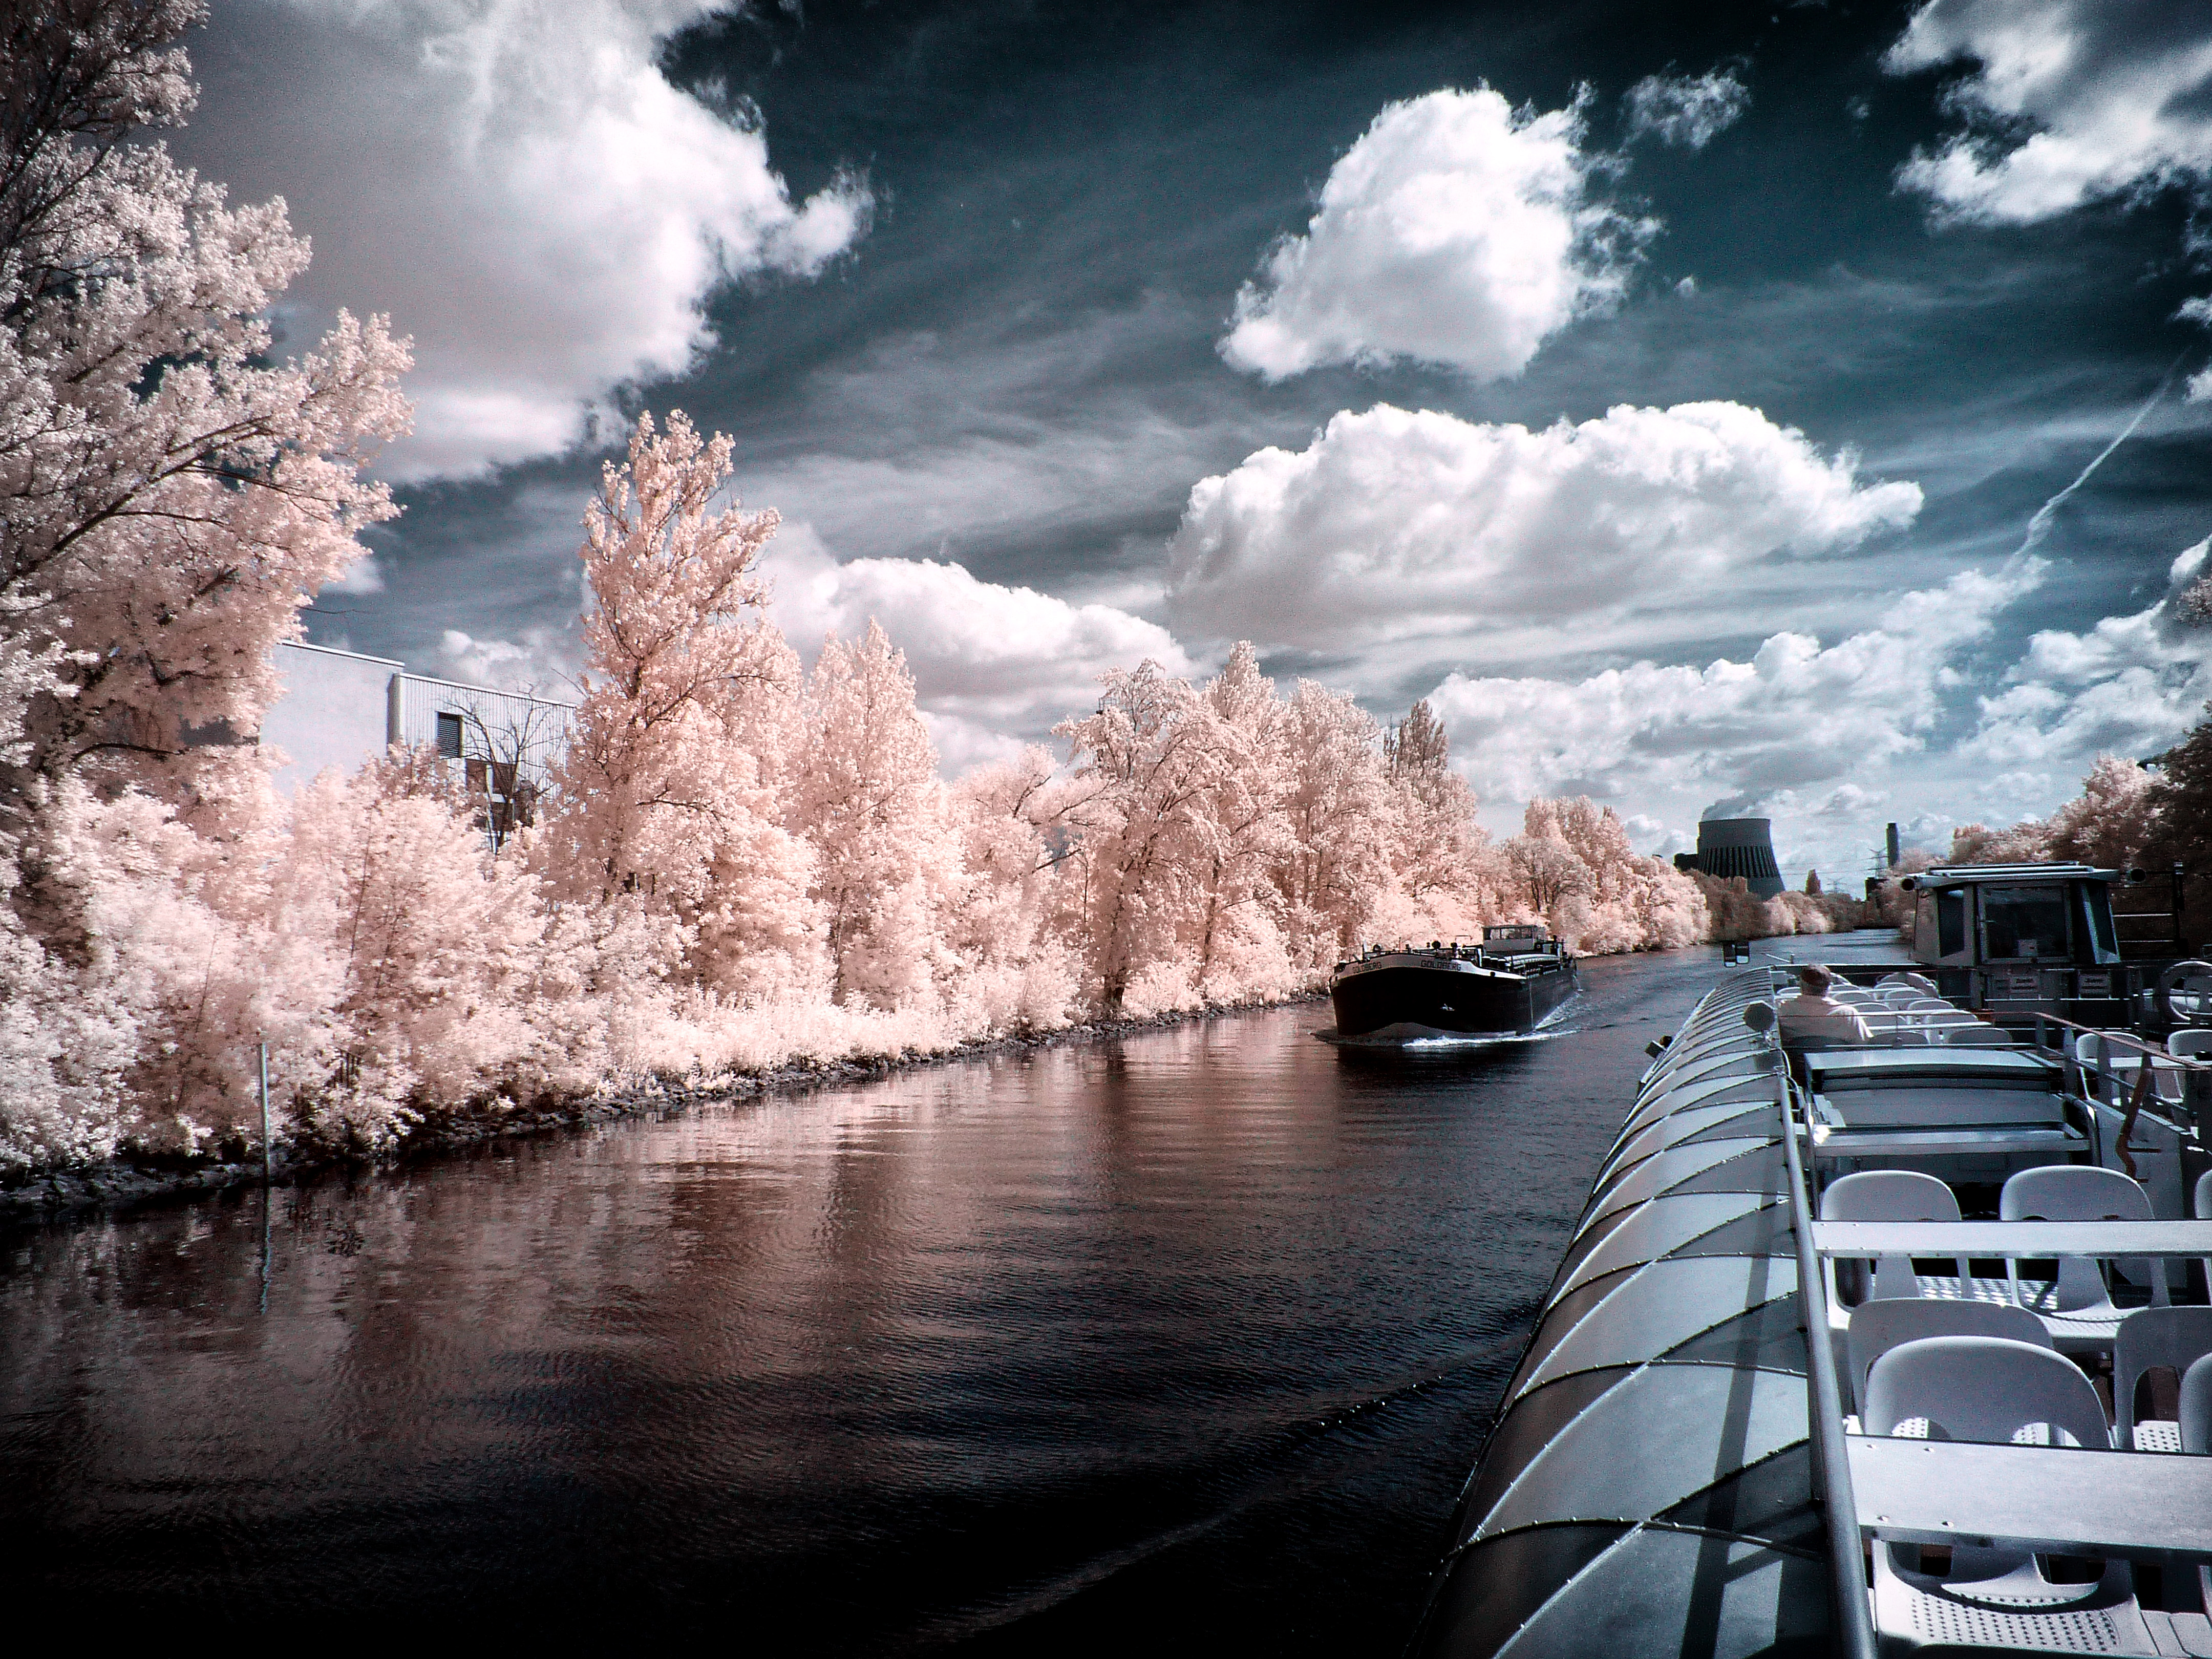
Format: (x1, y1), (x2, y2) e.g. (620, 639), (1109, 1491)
(2030, 1012), (2207, 1146)
(1772, 1050), (1879, 1659)
(2029, 1010), (2209, 1074)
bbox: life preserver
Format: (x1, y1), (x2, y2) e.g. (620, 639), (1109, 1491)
(2156, 959), (2212, 1025)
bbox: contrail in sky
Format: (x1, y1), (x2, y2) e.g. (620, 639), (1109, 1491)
(2010, 354), (2188, 562)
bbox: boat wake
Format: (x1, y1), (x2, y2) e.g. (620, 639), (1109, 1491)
(1311, 1025), (1568, 1050)
(1314, 993), (1582, 1049)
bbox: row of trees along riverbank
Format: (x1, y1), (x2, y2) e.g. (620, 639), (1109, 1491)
(1867, 738), (2212, 947)
(0, 5), (1856, 1180)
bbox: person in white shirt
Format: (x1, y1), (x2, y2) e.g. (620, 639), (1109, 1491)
(1778, 964), (1873, 1048)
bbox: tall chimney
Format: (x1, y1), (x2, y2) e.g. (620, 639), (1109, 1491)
(1885, 822), (1901, 870)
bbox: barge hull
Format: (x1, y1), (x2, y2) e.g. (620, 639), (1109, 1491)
(1329, 960), (1577, 1039)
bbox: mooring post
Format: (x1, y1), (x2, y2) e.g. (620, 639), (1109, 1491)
(258, 1038), (271, 1185)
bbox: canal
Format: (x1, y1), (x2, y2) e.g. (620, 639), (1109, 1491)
(0, 941), (1876, 1651)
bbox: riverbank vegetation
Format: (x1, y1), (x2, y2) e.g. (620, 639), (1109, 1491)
(1, 6), (1852, 1179)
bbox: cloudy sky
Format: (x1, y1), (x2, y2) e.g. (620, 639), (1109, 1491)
(179, 0), (2212, 881)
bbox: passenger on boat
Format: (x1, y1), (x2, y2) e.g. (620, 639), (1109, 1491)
(1778, 964), (1874, 1049)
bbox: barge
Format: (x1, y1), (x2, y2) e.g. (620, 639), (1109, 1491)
(1326, 927), (1579, 1045)
(1410, 964), (2212, 1657)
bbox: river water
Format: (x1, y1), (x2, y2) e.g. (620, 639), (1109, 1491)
(0, 939), (1890, 1652)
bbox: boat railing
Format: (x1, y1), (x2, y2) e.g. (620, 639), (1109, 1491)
(2028, 1010), (2212, 1136)
(1347, 939), (1563, 968)
(1763, 1010), (1881, 1659)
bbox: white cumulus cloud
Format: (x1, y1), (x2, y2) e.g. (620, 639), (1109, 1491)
(1885, 0), (2212, 225)
(436, 627), (580, 694)
(759, 528), (1197, 755)
(1621, 812), (1693, 858)
(1165, 400), (1923, 653)
(323, 555), (385, 595)
(1962, 536), (2212, 768)
(1623, 68), (1750, 151)
(2172, 297), (2212, 402)
(1218, 87), (1648, 382)
(180, 0), (871, 480)
(1424, 564), (2034, 808)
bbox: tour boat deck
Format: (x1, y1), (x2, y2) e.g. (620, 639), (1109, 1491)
(1412, 966), (2212, 1658)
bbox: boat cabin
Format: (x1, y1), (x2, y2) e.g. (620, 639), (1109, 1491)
(1900, 862), (2136, 1025)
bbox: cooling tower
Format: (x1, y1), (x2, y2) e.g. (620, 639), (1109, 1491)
(1694, 817), (1784, 898)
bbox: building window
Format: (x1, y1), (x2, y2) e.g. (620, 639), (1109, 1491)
(436, 711), (464, 758)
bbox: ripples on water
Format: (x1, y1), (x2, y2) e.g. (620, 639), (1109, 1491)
(0, 944), (1832, 1652)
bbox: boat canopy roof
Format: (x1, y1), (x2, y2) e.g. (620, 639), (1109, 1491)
(1902, 862), (2120, 888)
(1410, 970), (1828, 1656)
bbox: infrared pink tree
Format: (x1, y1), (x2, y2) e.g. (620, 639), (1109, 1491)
(541, 411), (819, 1000)
(792, 621), (962, 1009)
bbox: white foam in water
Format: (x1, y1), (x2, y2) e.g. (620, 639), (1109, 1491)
(1313, 1027), (1569, 1050)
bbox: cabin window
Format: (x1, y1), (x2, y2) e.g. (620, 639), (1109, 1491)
(436, 711), (464, 759)
(2079, 884), (2120, 964)
(1936, 889), (1967, 958)
(1982, 885), (2070, 962)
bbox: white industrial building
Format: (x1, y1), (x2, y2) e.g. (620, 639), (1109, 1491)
(259, 641), (577, 812)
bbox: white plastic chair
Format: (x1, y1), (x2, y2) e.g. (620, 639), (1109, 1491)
(2078, 1030), (2183, 1104)
(1943, 1025), (2012, 1047)
(2132, 1057), (2184, 1103)
(2195, 1169), (2212, 1308)
(2179, 1355), (2212, 1626)
(1866, 1334), (2113, 1447)
(2074, 1031), (2123, 1104)
(2000, 1165), (2167, 1352)
(1917, 1017), (1979, 1040)
(1822, 1171), (1971, 1314)
(2168, 1031), (2212, 1061)
(2076, 1030), (2124, 1094)
(1863, 1336), (2150, 1650)
(2183, 1353), (2212, 1455)
(1879, 972), (1940, 996)
(2114, 1307), (2212, 1452)
(1844, 1296), (2051, 1417)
